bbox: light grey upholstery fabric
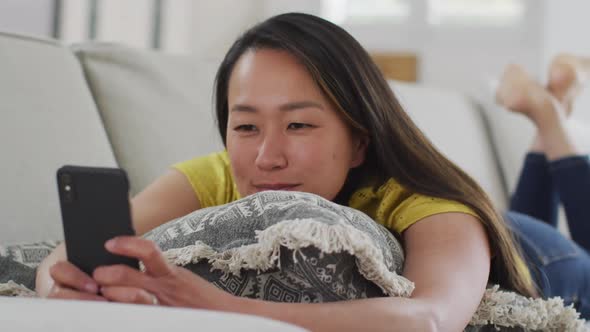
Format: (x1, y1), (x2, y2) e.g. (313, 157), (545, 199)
(0, 33), (116, 244)
(390, 81), (509, 210)
(73, 43), (224, 195)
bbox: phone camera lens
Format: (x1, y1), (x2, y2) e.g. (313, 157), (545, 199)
(62, 174), (72, 184)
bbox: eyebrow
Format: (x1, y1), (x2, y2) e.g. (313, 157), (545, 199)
(231, 101), (324, 113)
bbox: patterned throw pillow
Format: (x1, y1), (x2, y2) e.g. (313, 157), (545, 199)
(143, 190), (413, 302)
(0, 241), (59, 291)
(143, 191), (587, 331)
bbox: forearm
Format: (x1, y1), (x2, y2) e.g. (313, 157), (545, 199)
(35, 242), (66, 296)
(230, 296), (439, 332)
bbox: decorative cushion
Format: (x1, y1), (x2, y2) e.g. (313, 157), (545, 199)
(0, 241), (59, 291)
(144, 190), (412, 301)
(143, 191), (586, 331)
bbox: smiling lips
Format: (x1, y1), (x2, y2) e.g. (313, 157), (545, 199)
(253, 183), (301, 192)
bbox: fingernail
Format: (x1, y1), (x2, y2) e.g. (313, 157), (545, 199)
(105, 239), (116, 250)
(85, 283), (98, 293)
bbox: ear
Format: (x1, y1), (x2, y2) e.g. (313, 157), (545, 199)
(350, 135), (369, 168)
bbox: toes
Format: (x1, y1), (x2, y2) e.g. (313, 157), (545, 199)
(496, 64), (532, 110)
(548, 60), (578, 102)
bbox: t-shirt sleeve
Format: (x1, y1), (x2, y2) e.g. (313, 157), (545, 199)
(388, 194), (480, 233)
(171, 151), (239, 208)
(375, 180), (480, 234)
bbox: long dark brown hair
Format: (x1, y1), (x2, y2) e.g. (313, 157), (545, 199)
(213, 12), (537, 297)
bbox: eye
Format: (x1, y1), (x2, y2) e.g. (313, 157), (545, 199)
(234, 124), (257, 132)
(287, 123), (313, 130)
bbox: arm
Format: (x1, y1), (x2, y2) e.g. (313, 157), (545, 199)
(35, 168), (200, 297)
(228, 212), (491, 332)
(90, 213), (490, 331)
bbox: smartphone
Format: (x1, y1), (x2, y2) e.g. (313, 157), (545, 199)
(57, 165), (139, 276)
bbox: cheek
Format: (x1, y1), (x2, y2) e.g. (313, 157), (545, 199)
(226, 137), (255, 182)
(292, 139), (350, 172)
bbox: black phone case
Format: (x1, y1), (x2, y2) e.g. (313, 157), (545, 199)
(57, 165), (139, 275)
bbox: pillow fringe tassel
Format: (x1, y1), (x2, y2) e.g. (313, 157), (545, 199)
(163, 218), (415, 297)
(0, 281), (36, 297)
(470, 285), (587, 331)
(162, 218), (588, 331)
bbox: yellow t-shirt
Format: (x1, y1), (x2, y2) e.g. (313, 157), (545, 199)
(173, 151), (534, 289)
(172, 151), (478, 234)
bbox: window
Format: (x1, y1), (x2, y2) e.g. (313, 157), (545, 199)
(321, 0), (410, 24)
(321, 0), (527, 27)
(428, 0), (526, 26)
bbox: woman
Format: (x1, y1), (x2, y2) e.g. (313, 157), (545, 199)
(35, 13), (588, 331)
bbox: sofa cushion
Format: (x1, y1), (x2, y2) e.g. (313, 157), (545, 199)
(478, 84), (590, 194)
(477, 82), (590, 236)
(72, 43), (509, 209)
(390, 81), (508, 209)
(0, 33), (117, 244)
(73, 44), (224, 195)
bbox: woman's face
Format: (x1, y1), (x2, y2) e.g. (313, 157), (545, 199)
(226, 48), (367, 201)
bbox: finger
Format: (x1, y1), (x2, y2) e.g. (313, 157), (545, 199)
(49, 261), (99, 294)
(105, 236), (172, 277)
(93, 264), (152, 288)
(100, 286), (159, 305)
(48, 284), (107, 302)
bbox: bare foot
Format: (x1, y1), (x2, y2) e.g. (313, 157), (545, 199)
(547, 54), (590, 116)
(496, 64), (563, 127)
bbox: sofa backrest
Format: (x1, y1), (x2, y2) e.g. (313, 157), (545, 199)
(0, 34), (514, 244)
(390, 82), (508, 210)
(71, 43), (509, 209)
(72, 44), (224, 195)
(0, 33), (117, 244)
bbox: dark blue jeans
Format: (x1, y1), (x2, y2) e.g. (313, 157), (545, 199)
(507, 153), (590, 319)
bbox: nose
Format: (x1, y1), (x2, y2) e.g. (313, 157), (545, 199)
(255, 131), (288, 171)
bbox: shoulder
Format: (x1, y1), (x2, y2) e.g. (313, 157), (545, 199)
(353, 178), (480, 233)
(171, 150), (238, 208)
(173, 151), (230, 171)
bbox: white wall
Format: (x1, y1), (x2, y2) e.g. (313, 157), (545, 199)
(261, 1), (542, 100)
(0, 0), (54, 37)
(162, 0), (266, 57)
(542, 0), (590, 124)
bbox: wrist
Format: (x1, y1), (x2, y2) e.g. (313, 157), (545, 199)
(209, 290), (245, 313)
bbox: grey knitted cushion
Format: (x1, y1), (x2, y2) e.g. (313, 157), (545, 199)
(0, 241), (59, 291)
(143, 190), (412, 302)
(143, 191), (586, 331)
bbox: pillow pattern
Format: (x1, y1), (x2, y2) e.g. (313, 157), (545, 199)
(0, 241), (59, 292)
(143, 190), (412, 301)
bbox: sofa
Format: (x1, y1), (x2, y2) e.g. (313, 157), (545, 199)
(2, 30), (590, 330)
(4, 31), (590, 245)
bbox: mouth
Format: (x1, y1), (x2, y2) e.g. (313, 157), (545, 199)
(252, 183), (301, 192)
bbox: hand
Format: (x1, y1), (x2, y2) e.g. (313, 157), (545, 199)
(47, 261), (107, 302)
(93, 236), (236, 310)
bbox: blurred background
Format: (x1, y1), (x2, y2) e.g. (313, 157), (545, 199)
(1, 0), (590, 107)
